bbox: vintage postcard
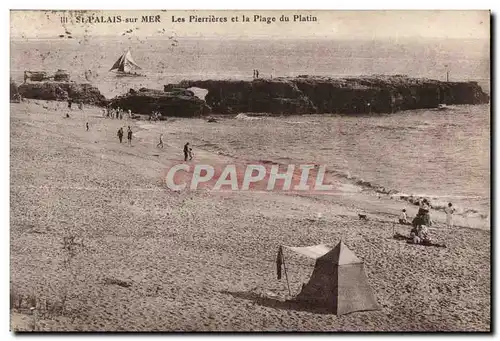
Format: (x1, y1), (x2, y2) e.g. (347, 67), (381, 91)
(10, 10), (490, 332)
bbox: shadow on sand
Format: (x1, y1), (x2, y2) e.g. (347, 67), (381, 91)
(220, 290), (335, 315)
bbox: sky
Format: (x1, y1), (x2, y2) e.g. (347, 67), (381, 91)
(10, 10), (490, 40)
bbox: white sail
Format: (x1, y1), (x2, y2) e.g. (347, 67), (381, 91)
(110, 50), (141, 73)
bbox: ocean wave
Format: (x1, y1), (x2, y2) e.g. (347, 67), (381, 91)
(323, 168), (489, 219)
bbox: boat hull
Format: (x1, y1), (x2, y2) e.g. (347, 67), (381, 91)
(115, 72), (146, 78)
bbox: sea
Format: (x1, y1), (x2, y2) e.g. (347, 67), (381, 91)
(10, 37), (491, 227)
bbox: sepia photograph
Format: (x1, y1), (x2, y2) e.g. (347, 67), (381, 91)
(9, 9), (491, 332)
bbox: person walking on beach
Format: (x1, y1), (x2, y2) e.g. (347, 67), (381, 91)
(127, 126), (133, 146)
(184, 142), (190, 161)
(67, 99), (73, 110)
(86, 122), (89, 131)
(117, 127), (124, 143)
(188, 147), (194, 160)
(157, 134), (164, 149)
(444, 203), (456, 228)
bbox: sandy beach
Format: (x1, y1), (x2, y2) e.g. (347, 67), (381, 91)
(9, 99), (490, 331)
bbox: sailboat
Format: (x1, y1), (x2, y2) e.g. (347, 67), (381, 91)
(109, 49), (145, 77)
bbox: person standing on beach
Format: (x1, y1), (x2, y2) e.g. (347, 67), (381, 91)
(184, 142), (190, 161)
(67, 99), (72, 110)
(256, 69), (259, 78)
(127, 126), (133, 146)
(117, 127), (124, 143)
(444, 203), (456, 228)
(157, 134), (164, 149)
(86, 122), (89, 131)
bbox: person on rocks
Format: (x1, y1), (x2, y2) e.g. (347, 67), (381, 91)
(127, 126), (133, 146)
(117, 127), (124, 143)
(157, 134), (164, 149)
(184, 142), (190, 161)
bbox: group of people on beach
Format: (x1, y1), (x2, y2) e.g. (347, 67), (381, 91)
(74, 102), (193, 160)
(67, 99), (84, 111)
(103, 107), (132, 120)
(150, 111), (161, 122)
(398, 199), (456, 245)
(109, 114), (194, 161)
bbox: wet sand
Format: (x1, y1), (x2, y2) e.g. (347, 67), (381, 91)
(10, 100), (490, 331)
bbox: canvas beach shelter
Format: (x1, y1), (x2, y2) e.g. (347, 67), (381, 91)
(280, 241), (380, 315)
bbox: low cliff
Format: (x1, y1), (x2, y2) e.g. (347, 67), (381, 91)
(166, 75), (489, 115)
(165, 79), (316, 115)
(17, 82), (107, 106)
(109, 88), (211, 118)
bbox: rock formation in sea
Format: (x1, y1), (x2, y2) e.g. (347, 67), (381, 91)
(17, 81), (107, 106)
(165, 78), (316, 115)
(166, 75), (490, 115)
(109, 88), (211, 118)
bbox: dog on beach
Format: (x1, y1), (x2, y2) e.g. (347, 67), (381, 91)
(358, 214), (368, 221)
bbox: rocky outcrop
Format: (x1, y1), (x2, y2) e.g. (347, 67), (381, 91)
(109, 88), (211, 118)
(54, 69), (70, 82)
(165, 79), (316, 115)
(17, 81), (107, 106)
(166, 75), (489, 115)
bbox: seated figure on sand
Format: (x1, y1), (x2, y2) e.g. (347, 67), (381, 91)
(409, 224), (431, 245)
(412, 198), (432, 228)
(399, 209), (410, 225)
